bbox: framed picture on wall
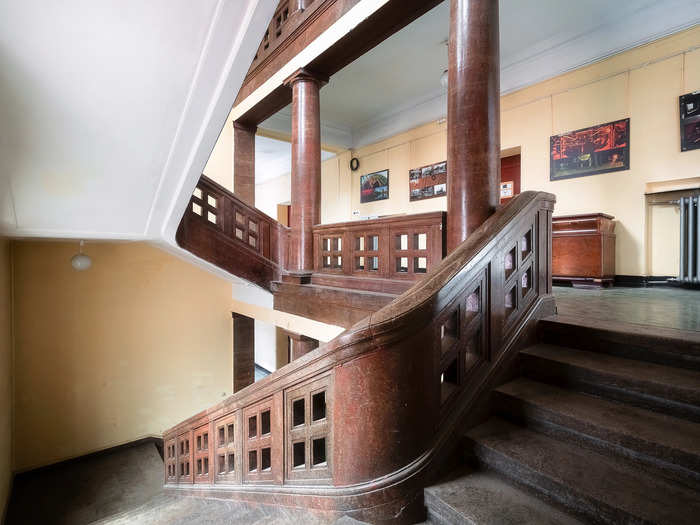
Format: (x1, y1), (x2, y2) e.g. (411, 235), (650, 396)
(680, 91), (700, 152)
(550, 118), (630, 181)
(360, 169), (389, 203)
(409, 161), (447, 201)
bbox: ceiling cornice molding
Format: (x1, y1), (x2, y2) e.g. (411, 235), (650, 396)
(500, 0), (700, 95)
(349, 3), (700, 150)
(145, 0), (278, 244)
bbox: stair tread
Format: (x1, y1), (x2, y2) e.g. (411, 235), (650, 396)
(495, 377), (700, 464)
(522, 343), (700, 404)
(425, 468), (584, 525)
(466, 418), (700, 525)
(542, 315), (700, 354)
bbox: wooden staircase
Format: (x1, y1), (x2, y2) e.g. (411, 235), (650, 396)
(426, 316), (700, 524)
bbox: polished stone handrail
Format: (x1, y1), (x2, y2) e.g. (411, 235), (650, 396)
(164, 190), (556, 523)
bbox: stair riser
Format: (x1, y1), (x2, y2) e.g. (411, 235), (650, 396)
(494, 391), (700, 479)
(493, 392), (700, 491)
(521, 355), (700, 422)
(467, 441), (652, 525)
(423, 493), (471, 525)
(539, 322), (700, 371)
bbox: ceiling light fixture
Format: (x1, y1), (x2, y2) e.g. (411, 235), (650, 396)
(71, 240), (92, 271)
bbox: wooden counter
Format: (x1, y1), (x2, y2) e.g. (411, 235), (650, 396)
(552, 213), (616, 287)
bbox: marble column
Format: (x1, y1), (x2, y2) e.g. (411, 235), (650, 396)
(233, 122), (257, 207)
(446, 0), (500, 252)
(285, 69), (327, 273)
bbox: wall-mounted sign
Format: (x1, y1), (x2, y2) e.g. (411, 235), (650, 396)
(360, 169), (389, 203)
(680, 91), (700, 152)
(550, 118), (630, 181)
(500, 181), (514, 198)
(409, 161), (447, 201)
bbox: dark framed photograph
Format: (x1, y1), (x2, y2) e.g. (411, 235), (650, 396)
(550, 118), (630, 181)
(360, 169), (389, 203)
(680, 92), (700, 152)
(409, 161), (447, 201)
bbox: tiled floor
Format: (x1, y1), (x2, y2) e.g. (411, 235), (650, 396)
(554, 286), (700, 332)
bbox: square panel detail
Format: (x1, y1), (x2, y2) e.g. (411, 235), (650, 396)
(293, 441), (305, 469)
(521, 265), (532, 297)
(414, 233), (427, 250)
(312, 438), (326, 467)
(504, 247), (516, 280)
(312, 392), (326, 422)
(505, 285), (517, 317)
(396, 257), (408, 273)
(440, 306), (460, 355)
(521, 230), (532, 260)
(414, 257), (427, 273)
(396, 234), (408, 250)
(293, 398), (305, 427)
(368, 235), (379, 251)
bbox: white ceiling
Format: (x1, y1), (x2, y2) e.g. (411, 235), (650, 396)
(0, 0), (277, 241)
(1, 0), (698, 246)
(261, 0), (700, 149)
(256, 136), (334, 184)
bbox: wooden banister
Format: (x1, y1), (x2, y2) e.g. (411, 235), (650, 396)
(176, 175), (289, 290)
(164, 191), (556, 523)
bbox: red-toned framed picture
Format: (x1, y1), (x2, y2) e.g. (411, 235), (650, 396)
(680, 92), (700, 152)
(360, 170), (389, 203)
(550, 118), (630, 181)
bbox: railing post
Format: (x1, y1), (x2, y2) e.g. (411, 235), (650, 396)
(447, 0), (500, 252)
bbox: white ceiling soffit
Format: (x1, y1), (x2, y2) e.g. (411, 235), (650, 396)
(262, 0), (700, 150)
(0, 0), (277, 243)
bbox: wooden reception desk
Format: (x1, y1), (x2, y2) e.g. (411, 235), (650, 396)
(552, 213), (616, 287)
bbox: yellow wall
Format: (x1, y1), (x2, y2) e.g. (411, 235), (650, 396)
(12, 241), (234, 471)
(0, 238), (12, 517)
(204, 118), (234, 192)
(320, 27), (700, 276)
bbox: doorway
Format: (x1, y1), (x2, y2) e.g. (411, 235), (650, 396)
(500, 154), (521, 204)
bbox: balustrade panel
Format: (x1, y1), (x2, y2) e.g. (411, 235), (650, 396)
(313, 212), (445, 282)
(177, 176), (288, 290)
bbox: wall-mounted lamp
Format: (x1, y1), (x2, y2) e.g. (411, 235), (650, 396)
(71, 240), (92, 271)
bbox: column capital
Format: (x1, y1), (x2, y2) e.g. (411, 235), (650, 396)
(233, 121), (257, 134)
(283, 68), (329, 88)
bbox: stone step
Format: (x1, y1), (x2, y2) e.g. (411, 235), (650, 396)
(424, 468), (584, 525)
(465, 418), (700, 525)
(493, 377), (700, 488)
(539, 315), (700, 370)
(520, 343), (700, 422)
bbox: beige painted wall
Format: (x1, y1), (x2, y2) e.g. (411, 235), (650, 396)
(318, 27), (700, 276)
(12, 241), (234, 471)
(204, 119), (234, 192)
(0, 238), (12, 517)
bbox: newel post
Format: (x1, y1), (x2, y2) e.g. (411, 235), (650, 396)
(446, 0), (501, 252)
